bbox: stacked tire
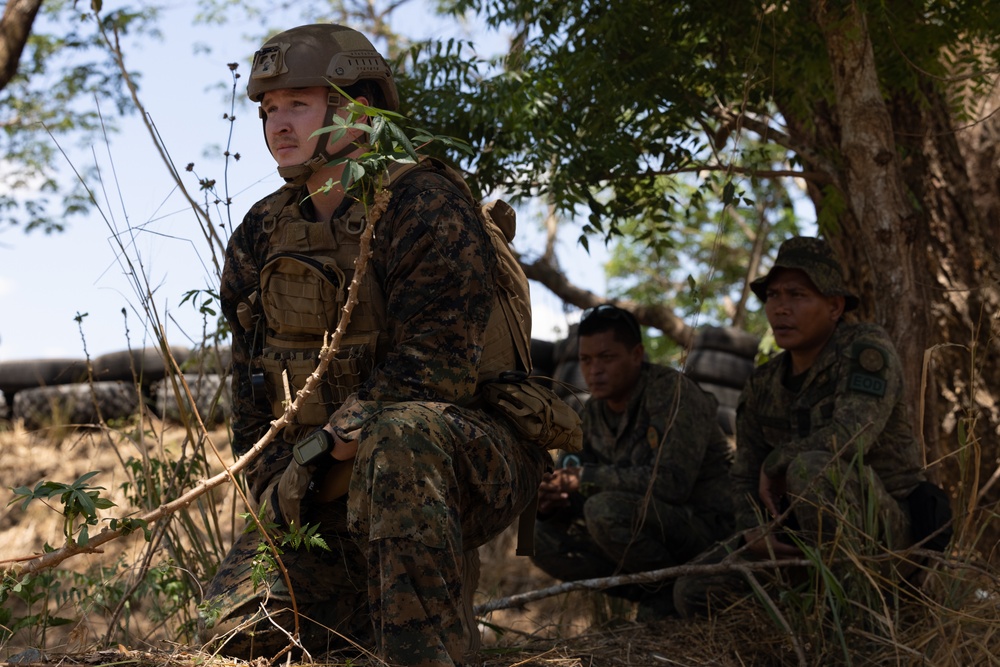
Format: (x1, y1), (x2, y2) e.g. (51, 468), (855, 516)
(684, 326), (760, 436)
(548, 324), (590, 413)
(153, 373), (230, 426)
(0, 345), (235, 430)
(530, 326), (590, 413)
(11, 382), (141, 431)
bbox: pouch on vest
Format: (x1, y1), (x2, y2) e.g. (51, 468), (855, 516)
(260, 332), (378, 430)
(260, 252), (345, 337)
(480, 371), (583, 453)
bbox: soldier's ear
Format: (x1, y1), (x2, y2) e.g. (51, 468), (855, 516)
(630, 342), (645, 365)
(827, 295), (846, 321)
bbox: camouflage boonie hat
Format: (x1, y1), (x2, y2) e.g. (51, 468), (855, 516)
(750, 237), (859, 311)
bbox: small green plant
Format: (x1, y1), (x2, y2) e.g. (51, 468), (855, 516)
(311, 84), (473, 208)
(0, 567), (74, 650)
(240, 503), (330, 592)
(9, 472), (116, 546)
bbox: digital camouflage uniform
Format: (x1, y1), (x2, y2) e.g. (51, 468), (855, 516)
(532, 363), (734, 603)
(731, 321), (925, 541)
(674, 238), (926, 617)
(201, 166), (548, 665)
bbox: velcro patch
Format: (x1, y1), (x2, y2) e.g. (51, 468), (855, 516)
(848, 372), (886, 397)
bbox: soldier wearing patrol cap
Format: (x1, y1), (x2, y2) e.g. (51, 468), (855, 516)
(199, 23), (549, 665)
(673, 236), (927, 617)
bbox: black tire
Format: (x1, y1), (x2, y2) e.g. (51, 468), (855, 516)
(552, 324), (581, 364)
(0, 389), (8, 420)
(12, 382), (141, 430)
(0, 358), (90, 395)
(182, 345), (231, 375)
(92, 346), (191, 385)
(690, 326), (760, 359)
(696, 382), (745, 411)
(684, 348), (755, 389)
(552, 359), (590, 410)
(154, 373), (230, 425)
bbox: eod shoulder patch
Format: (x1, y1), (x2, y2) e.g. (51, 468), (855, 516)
(848, 343), (887, 397)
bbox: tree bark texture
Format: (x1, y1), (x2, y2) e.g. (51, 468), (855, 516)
(791, 1), (1000, 492)
(0, 0), (42, 91)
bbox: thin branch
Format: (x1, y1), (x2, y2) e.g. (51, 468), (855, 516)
(714, 105), (840, 183)
(473, 553), (812, 615)
(3, 190), (387, 581)
(520, 257), (695, 346)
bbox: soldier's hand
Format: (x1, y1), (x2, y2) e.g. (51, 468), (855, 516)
(758, 468), (787, 519)
(744, 525), (802, 559)
(262, 460), (314, 529)
(537, 467), (580, 515)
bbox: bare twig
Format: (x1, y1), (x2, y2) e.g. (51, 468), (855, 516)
(473, 553), (811, 615)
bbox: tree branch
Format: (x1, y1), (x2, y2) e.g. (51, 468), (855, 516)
(714, 105), (840, 184)
(521, 256), (695, 346)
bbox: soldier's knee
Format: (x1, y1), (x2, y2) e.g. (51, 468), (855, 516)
(786, 450), (838, 496)
(349, 403), (455, 547)
(582, 491), (633, 543)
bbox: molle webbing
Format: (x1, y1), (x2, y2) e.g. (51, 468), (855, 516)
(257, 189), (387, 436)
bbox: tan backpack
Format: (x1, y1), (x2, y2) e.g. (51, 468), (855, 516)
(386, 158), (581, 455)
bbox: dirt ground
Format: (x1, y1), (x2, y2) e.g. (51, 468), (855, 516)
(2, 418), (999, 667)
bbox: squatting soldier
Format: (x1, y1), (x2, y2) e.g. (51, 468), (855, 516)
(199, 24), (550, 665)
(532, 304), (734, 619)
(674, 236), (927, 616)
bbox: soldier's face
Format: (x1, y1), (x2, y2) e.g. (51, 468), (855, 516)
(262, 87), (330, 167)
(764, 269), (845, 370)
(578, 330), (644, 408)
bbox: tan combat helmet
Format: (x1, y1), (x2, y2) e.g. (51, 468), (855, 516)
(248, 24), (398, 184)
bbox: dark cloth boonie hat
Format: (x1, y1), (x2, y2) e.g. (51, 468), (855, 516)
(750, 237), (859, 311)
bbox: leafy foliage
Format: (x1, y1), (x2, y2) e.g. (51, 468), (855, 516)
(0, 2), (160, 233)
(9, 471), (116, 546)
(396, 0), (1000, 262)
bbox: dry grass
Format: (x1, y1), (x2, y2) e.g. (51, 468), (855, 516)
(3, 418), (1000, 667)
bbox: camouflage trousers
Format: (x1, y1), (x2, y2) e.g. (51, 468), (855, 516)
(531, 489), (733, 604)
(674, 451), (912, 617)
(200, 401), (548, 666)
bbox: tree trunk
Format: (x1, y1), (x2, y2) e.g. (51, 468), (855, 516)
(788, 2), (1000, 493)
(809, 0), (934, 438)
(0, 0), (42, 91)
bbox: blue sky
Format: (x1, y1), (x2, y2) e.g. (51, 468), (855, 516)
(0, 2), (606, 361)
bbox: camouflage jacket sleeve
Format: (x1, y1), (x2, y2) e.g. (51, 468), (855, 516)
(580, 364), (732, 510)
(220, 196), (279, 457)
(357, 169), (495, 405)
(731, 384), (774, 531)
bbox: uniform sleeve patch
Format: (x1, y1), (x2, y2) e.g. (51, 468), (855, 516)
(849, 342), (889, 397)
(858, 347), (886, 372)
(848, 372), (887, 397)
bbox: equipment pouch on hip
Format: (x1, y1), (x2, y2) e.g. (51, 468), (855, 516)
(480, 372), (583, 453)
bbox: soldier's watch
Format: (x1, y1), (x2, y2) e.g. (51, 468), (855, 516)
(292, 429), (334, 467)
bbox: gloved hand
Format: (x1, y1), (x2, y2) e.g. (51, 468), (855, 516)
(262, 459), (315, 529)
